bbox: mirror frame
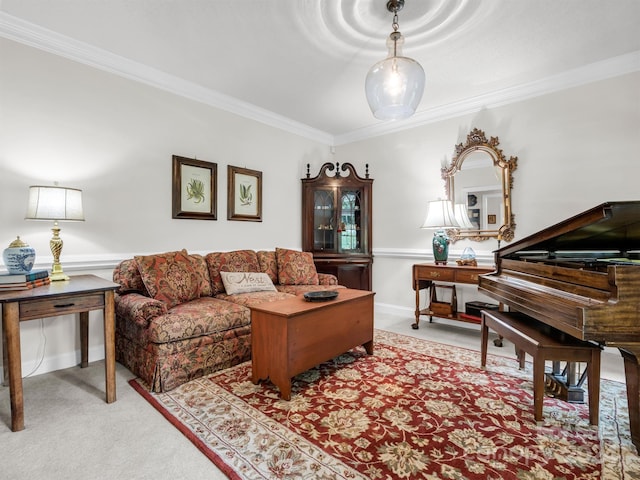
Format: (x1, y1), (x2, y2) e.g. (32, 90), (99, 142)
(443, 128), (518, 242)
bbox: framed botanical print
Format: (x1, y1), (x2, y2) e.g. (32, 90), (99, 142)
(172, 155), (217, 220)
(227, 165), (262, 222)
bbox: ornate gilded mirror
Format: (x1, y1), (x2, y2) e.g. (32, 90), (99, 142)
(443, 128), (518, 242)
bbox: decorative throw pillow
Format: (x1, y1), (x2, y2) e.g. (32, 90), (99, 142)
(275, 247), (319, 285)
(206, 250), (260, 294)
(188, 253), (212, 297)
(134, 250), (201, 308)
(220, 271), (277, 295)
(256, 250), (278, 284)
(205, 252), (224, 294)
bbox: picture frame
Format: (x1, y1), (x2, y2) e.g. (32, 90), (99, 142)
(172, 155), (217, 220)
(227, 165), (262, 222)
(487, 214), (497, 225)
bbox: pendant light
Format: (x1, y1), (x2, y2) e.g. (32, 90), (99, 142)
(365, 0), (425, 121)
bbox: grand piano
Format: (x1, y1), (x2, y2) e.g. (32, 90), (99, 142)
(478, 201), (640, 450)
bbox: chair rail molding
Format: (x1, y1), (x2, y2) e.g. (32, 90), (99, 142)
(372, 247), (495, 265)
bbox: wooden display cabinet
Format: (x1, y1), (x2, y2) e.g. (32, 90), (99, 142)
(302, 162), (373, 290)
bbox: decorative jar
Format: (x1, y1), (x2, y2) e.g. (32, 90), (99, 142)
(461, 247), (476, 261)
(3, 236), (36, 274)
(432, 229), (450, 265)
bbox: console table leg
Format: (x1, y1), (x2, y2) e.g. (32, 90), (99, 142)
(2, 320), (8, 387)
(80, 311), (89, 368)
(4, 302), (24, 431)
(104, 290), (117, 404)
(412, 280), (421, 329)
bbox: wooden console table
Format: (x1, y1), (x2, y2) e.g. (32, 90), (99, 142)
(0, 274), (119, 431)
(412, 263), (495, 329)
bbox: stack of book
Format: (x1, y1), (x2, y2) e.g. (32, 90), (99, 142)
(0, 269), (50, 291)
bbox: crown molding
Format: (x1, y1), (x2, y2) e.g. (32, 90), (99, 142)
(0, 13), (333, 145)
(335, 50), (640, 145)
(1, 12), (638, 148)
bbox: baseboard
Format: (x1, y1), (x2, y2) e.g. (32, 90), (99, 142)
(374, 302), (413, 317)
(1, 345), (106, 383)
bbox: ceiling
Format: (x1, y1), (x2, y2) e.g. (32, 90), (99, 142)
(1, 0), (639, 144)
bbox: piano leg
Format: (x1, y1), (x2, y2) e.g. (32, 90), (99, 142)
(618, 346), (640, 453)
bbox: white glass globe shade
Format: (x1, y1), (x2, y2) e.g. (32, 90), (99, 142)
(365, 33), (425, 120)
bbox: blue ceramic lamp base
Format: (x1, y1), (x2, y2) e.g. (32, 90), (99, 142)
(432, 229), (450, 265)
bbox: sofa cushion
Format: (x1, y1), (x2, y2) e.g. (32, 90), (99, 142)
(147, 297), (251, 344)
(256, 250), (278, 284)
(215, 290), (294, 308)
(135, 250), (201, 308)
(275, 248), (319, 285)
(220, 271), (277, 295)
(318, 273), (340, 286)
(275, 284), (346, 295)
(206, 250), (260, 294)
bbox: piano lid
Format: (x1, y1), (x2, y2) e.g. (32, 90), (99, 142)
(496, 201), (640, 257)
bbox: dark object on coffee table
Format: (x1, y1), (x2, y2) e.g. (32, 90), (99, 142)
(303, 291), (338, 302)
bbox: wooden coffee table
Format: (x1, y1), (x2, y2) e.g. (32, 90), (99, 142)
(250, 288), (375, 400)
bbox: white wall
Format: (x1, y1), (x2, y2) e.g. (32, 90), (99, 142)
(0, 39), (338, 257)
(335, 72), (640, 315)
(1, 36), (639, 378)
(0, 38), (338, 377)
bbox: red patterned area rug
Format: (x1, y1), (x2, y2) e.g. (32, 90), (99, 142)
(130, 330), (639, 479)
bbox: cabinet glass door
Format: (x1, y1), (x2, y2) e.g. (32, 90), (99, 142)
(339, 189), (362, 252)
(313, 189), (335, 251)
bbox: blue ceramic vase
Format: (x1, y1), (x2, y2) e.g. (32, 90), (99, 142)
(432, 229), (450, 265)
(3, 236), (36, 274)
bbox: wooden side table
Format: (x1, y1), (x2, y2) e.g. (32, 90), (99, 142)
(412, 263), (495, 329)
(0, 274), (119, 431)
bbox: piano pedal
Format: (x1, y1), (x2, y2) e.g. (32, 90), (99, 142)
(544, 376), (561, 397)
(544, 373), (586, 403)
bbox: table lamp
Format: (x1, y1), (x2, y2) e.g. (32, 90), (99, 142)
(454, 203), (475, 229)
(25, 185), (84, 281)
(421, 199), (458, 265)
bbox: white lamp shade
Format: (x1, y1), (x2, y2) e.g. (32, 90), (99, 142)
(365, 33), (425, 121)
(454, 203), (475, 229)
(421, 200), (458, 229)
(25, 186), (85, 221)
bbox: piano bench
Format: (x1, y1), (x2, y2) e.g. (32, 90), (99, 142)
(480, 310), (602, 426)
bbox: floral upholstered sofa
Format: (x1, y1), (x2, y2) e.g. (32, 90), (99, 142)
(113, 248), (343, 392)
